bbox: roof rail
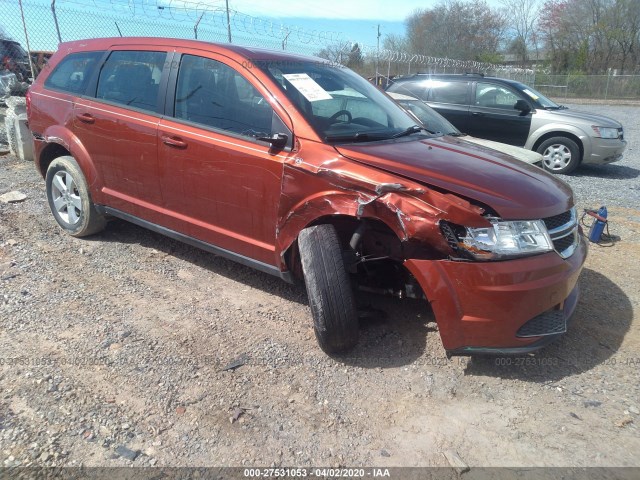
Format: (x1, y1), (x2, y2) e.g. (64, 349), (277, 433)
(463, 72), (485, 77)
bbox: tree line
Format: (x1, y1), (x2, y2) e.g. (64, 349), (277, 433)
(317, 0), (640, 75)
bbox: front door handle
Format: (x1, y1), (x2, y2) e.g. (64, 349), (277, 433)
(161, 135), (188, 149)
(76, 113), (95, 124)
(471, 112), (485, 117)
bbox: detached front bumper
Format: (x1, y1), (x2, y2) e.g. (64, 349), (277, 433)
(404, 235), (587, 355)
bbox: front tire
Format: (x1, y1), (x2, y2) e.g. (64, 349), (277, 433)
(537, 136), (580, 174)
(45, 155), (106, 237)
(298, 224), (359, 354)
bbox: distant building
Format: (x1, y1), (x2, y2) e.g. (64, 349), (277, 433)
(501, 51), (548, 67)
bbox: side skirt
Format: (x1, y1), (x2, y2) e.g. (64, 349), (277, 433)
(96, 205), (294, 284)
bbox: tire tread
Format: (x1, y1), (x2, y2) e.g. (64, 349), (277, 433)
(299, 224), (358, 353)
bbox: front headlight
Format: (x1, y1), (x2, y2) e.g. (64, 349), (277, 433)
(452, 219), (553, 260)
(592, 126), (619, 139)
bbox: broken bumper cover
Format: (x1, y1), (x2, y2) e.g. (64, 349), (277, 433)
(404, 235), (587, 355)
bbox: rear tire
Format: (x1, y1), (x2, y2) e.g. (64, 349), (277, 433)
(298, 224), (359, 354)
(45, 155), (106, 237)
(537, 136), (580, 174)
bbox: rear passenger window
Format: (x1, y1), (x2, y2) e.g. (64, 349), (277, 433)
(44, 51), (104, 94)
(96, 50), (166, 112)
(430, 81), (468, 105)
(174, 54), (274, 139)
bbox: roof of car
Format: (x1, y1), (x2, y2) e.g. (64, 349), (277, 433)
(391, 73), (523, 87)
(57, 37), (328, 65)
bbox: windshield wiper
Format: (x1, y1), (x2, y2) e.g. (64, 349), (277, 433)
(392, 125), (424, 138)
(448, 132), (466, 137)
(325, 132), (374, 142)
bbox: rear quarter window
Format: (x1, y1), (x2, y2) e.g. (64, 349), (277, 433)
(44, 51), (104, 95)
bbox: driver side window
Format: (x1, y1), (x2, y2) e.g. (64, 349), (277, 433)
(174, 54), (274, 139)
(475, 82), (520, 109)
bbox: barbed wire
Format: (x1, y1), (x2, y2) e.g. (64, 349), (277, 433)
(3, 0), (536, 75)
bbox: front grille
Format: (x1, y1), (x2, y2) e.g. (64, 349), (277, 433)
(517, 309), (567, 337)
(552, 231), (577, 252)
(543, 211), (572, 231)
(543, 208), (579, 259)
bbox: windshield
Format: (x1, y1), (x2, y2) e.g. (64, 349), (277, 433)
(396, 99), (460, 136)
(257, 61), (420, 143)
(512, 81), (561, 109)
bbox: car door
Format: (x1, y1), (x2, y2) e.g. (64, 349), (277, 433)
(467, 81), (532, 146)
(72, 48), (170, 219)
(157, 51), (293, 267)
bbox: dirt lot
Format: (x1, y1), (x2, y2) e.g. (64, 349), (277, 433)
(0, 102), (639, 472)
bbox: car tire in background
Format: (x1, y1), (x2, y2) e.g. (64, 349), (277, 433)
(45, 155), (106, 237)
(298, 224), (359, 354)
(537, 136), (581, 174)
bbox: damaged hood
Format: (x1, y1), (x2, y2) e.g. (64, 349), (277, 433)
(335, 135), (574, 220)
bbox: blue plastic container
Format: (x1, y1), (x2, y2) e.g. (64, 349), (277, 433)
(588, 206), (607, 243)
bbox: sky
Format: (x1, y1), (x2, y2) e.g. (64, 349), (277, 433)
(224, 0), (426, 22)
(173, 0), (428, 46)
(3, 0), (509, 53)
(172, 0), (508, 47)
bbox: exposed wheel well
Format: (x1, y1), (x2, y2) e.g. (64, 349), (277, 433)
(38, 143), (71, 178)
(284, 215), (427, 299)
(533, 132), (583, 161)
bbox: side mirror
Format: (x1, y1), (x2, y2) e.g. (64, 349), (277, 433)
(258, 133), (288, 149)
(514, 99), (532, 113)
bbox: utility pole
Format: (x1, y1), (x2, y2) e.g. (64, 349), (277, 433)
(225, 0), (232, 43)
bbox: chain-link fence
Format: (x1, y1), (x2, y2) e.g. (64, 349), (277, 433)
(2, 0), (640, 100)
(532, 73), (640, 101)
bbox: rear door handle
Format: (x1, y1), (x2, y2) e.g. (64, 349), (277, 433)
(471, 112), (485, 117)
(76, 113), (95, 124)
(161, 135), (188, 149)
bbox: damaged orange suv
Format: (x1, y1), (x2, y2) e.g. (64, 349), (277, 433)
(27, 38), (587, 355)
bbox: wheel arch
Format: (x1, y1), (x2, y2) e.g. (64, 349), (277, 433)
(281, 212), (405, 278)
(38, 142), (71, 178)
(532, 131), (584, 162)
(36, 126), (100, 190)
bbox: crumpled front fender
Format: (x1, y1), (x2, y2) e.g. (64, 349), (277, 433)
(274, 142), (489, 269)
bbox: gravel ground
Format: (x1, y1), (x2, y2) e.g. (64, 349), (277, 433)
(557, 103), (640, 211)
(0, 102), (639, 471)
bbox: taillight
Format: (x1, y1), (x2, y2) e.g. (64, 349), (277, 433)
(26, 89), (31, 118)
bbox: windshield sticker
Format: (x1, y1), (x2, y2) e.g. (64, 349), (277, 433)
(522, 89), (539, 100)
(283, 73), (333, 102)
